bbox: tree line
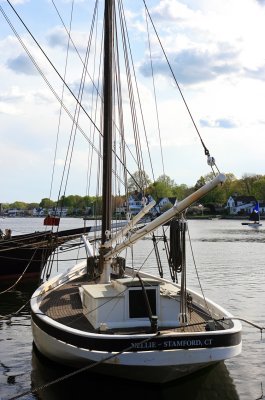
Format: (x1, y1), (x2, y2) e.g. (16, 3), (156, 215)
(2, 172), (265, 214)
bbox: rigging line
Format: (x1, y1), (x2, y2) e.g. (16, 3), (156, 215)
(219, 317), (265, 334)
(5, 0), (136, 193)
(51, 0), (101, 98)
(118, 4), (146, 185)
(108, 42), (143, 195)
(9, 335), (160, 400)
(54, 5), (100, 215)
(54, 0), (145, 190)
(0, 298), (31, 320)
(145, 7), (165, 177)
(3, 1), (137, 190)
(41, 234), (72, 279)
(0, 248), (40, 295)
(42, 255), (87, 261)
(86, 5), (101, 198)
(2, 5), (124, 202)
(0, 240), (49, 253)
(186, 223), (212, 317)
(2, 3), (132, 192)
(4, 0), (124, 193)
(56, 0), (99, 210)
(119, 13), (151, 193)
(4, 0), (101, 137)
(142, 0), (213, 159)
(0, 6), (103, 160)
(113, 8), (128, 195)
(119, 1), (155, 185)
(114, 12), (145, 196)
(48, 0), (74, 206)
(47, 0), (154, 193)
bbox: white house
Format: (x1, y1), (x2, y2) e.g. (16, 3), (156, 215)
(5, 208), (25, 217)
(226, 195), (257, 215)
(115, 192), (156, 217)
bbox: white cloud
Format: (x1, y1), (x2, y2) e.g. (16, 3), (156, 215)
(1, 0), (265, 202)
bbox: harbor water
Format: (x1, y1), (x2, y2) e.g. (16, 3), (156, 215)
(0, 217), (264, 400)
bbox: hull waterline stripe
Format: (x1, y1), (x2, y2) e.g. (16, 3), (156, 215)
(32, 312), (241, 352)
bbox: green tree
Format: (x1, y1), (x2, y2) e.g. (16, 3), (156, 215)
(156, 174), (175, 187)
(149, 181), (173, 199)
(9, 201), (27, 209)
(28, 202), (39, 209)
(127, 170), (151, 192)
(148, 174), (178, 199)
(241, 174), (261, 195)
(253, 177), (265, 200)
(39, 198), (55, 208)
(172, 184), (190, 200)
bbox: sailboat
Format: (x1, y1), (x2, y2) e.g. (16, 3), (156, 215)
(241, 202), (262, 228)
(27, 0), (242, 383)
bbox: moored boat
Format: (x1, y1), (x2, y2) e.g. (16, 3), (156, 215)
(0, 226), (91, 281)
(241, 202), (262, 228)
(15, 0), (244, 384)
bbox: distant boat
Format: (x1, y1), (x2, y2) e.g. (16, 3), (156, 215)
(241, 202), (262, 228)
(28, 0), (242, 384)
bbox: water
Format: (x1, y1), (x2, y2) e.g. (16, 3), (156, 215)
(0, 218), (264, 400)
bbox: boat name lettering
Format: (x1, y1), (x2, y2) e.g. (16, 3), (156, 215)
(131, 338), (213, 349)
(163, 339), (203, 348)
(131, 341), (157, 349)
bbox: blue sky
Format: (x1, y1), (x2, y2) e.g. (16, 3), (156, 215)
(1, 0), (265, 203)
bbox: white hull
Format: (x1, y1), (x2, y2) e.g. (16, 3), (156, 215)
(242, 222), (262, 228)
(31, 320), (241, 383)
(30, 264), (242, 383)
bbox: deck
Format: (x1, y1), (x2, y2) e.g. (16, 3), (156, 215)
(39, 277), (210, 334)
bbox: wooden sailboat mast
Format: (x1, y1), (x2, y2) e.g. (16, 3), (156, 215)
(101, 0), (113, 245)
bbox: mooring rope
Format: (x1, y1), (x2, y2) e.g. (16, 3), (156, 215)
(0, 247), (39, 295)
(7, 334), (161, 400)
(6, 313), (265, 399)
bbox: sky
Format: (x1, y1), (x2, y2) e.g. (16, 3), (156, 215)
(1, 0), (265, 203)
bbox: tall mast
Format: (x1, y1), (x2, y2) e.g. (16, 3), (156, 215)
(101, 0), (113, 244)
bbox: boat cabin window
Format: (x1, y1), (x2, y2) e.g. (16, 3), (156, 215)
(129, 288), (156, 318)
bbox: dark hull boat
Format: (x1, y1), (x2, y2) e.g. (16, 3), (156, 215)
(0, 227), (91, 281)
(241, 202), (262, 228)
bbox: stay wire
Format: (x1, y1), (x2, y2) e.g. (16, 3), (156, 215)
(51, 0), (101, 98)
(54, 0), (99, 214)
(186, 223), (212, 317)
(1, 1), (146, 193)
(142, 0), (218, 167)
(118, 3), (146, 188)
(3, 0), (101, 136)
(48, 0), (75, 210)
(0, 4), (103, 162)
(0, 250), (38, 296)
(7, 334), (160, 400)
(119, 1), (155, 187)
(145, 7), (165, 177)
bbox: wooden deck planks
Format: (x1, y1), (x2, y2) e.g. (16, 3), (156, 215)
(40, 279), (209, 334)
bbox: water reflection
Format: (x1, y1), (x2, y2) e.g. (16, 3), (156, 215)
(31, 346), (239, 400)
(0, 279), (39, 317)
